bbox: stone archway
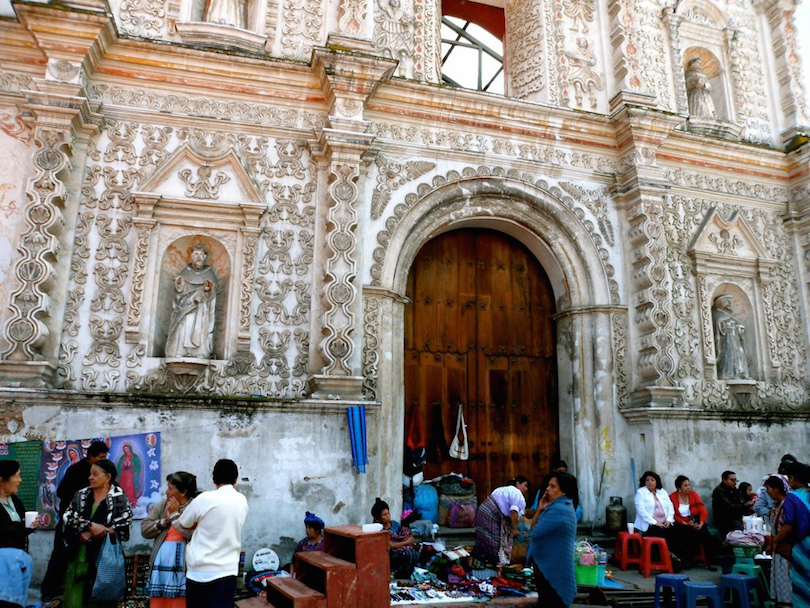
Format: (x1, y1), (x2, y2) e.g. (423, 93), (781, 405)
(367, 168), (621, 520)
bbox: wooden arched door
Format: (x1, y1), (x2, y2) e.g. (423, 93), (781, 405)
(404, 228), (558, 501)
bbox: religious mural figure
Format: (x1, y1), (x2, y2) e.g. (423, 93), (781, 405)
(712, 294), (749, 379)
(165, 244), (218, 359)
(204, 0), (245, 28)
(375, 0), (412, 64)
(685, 57), (716, 118)
(565, 38), (603, 109)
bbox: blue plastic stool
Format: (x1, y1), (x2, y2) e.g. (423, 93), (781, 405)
(654, 573), (689, 608)
(732, 562), (770, 600)
(683, 581), (723, 608)
(721, 573), (761, 608)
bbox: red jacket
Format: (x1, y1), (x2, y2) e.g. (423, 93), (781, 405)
(669, 490), (709, 525)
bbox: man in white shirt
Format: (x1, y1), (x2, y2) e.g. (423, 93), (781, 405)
(175, 458), (249, 608)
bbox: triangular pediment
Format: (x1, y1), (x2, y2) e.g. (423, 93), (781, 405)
(137, 144), (264, 206)
(687, 207), (768, 260)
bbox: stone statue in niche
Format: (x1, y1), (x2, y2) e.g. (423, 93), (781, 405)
(204, 0), (245, 28)
(685, 57), (716, 119)
(712, 295), (749, 379)
(565, 38), (603, 109)
(165, 244), (218, 359)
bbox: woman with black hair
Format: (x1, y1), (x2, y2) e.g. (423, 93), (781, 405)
(764, 474), (792, 608)
(142, 471), (199, 607)
(471, 475), (529, 566)
(1, 459), (38, 606)
(526, 472), (578, 607)
(62, 458), (132, 608)
(371, 498), (419, 579)
(634, 470), (682, 568)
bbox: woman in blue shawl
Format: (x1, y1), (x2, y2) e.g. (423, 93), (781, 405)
(526, 472), (578, 607)
(772, 461), (810, 608)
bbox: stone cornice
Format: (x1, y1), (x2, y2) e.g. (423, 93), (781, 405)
(621, 406), (810, 423)
(0, 387), (381, 415)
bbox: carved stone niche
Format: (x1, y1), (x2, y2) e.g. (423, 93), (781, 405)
(687, 208), (777, 383)
(175, 0), (268, 52)
(127, 143), (265, 368)
(665, 0), (742, 139)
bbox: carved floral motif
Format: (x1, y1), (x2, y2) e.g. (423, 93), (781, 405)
(119, 0), (166, 38)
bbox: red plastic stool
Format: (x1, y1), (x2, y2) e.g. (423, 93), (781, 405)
(614, 532), (643, 571)
(692, 543), (708, 568)
(641, 537), (674, 578)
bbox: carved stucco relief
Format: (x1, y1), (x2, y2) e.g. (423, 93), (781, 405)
(370, 155), (434, 220)
(728, 25), (773, 144)
(607, 0), (673, 109)
(280, 0), (325, 60)
(55, 120), (315, 398)
(88, 84), (328, 130)
(661, 195), (807, 410)
(3, 128), (71, 362)
(361, 293), (381, 400)
(412, 0), (440, 83)
(369, 166), (621, 309)
(506, 0), (546, 99)
(370, 121), (617, 173)
(119, 0), (167, 38)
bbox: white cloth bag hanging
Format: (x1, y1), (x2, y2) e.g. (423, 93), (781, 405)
(448, 403), (469, 460)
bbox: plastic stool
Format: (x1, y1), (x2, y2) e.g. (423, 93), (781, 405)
(614, 532), (643, 571)
(683, 581), (723, 608)
(641, 537), (674, 578)
(654, 573), (689, 608)
(692, 543), (708, 568)
(732, 563), (770, 601)
(721, 573), (762, 608)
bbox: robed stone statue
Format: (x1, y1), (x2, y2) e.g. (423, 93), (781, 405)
(165, 244), (218, 359)
(712, 294), (749, 379)
(685, 57), (717, 119)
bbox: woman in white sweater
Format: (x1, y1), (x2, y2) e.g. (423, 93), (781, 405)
(634, 470), (683, 567)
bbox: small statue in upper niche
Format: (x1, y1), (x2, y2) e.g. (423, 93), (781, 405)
(165, 244), (218, 359)
(566, 38), (603, 109)
(685, 57), (717, 119)
(712, 294), (749, 379)
(204, 0), (245, 28)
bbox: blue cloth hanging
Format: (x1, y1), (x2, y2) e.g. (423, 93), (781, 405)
(347, 405), (369, 474)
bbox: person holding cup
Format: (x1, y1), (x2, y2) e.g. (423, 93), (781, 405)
(0, 459), (38, 550)
(1, 459), (38, 606)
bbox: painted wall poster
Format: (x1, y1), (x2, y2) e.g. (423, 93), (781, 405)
(0, 440), (43, 511)
(37, 432), (161, 528)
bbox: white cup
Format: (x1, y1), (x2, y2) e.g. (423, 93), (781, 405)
(25, 511), (38, 528)
(627, 523), (635, 534)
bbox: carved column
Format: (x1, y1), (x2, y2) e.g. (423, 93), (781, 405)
(662, 9), (688, 115)
(308, 40), (397, 399)
(0, 4), (109, 387)
(610, 95), (685, 408)
(762, 0), (810, 146)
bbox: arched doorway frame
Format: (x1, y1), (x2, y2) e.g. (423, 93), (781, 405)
(368, 170), (621, 520)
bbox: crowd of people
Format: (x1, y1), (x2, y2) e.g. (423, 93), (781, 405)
(1, 450), (248, 608)
(2, 449), (810, 608)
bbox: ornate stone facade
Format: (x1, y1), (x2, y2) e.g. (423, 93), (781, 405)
(0, 0), (808, 573)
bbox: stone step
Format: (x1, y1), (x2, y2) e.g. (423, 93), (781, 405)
(264, 576), (327, 608)
(294, 550), (358, 608)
